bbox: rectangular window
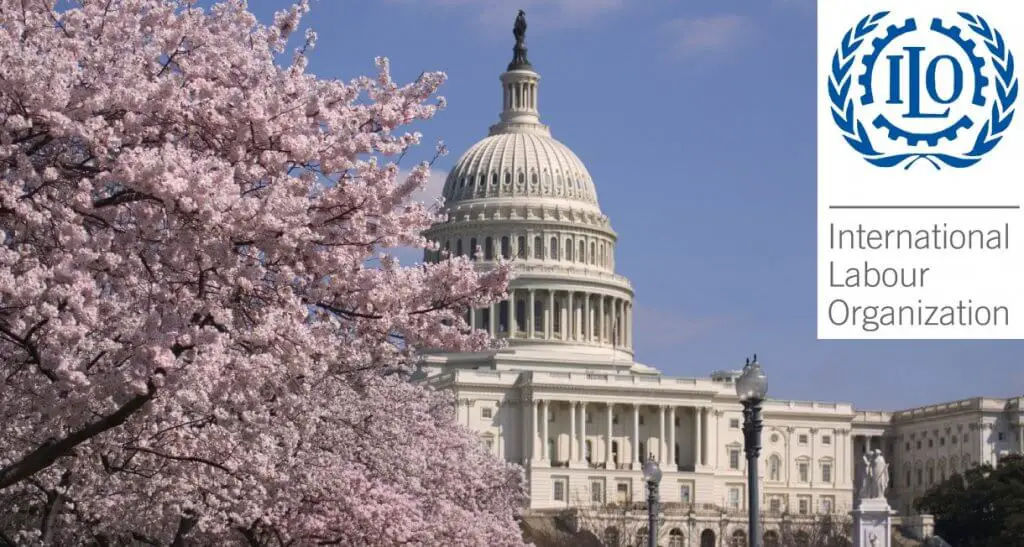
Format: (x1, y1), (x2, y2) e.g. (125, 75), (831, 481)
(729, 449), (740, 470)
(616, 482), (630, 504)
(680, 484), (692, 504)
(769, 498), (782, 514)
(998, 432), (1005, 441)
(822, 435), (832, 445)
(728, 487), (741, 510)
(730, 418), (740, 429)
(799, 462), (809, 482)
(484, 438), (494, 452)
(822, 463), (832, 483)
(799, 434), (809, 444)
(798, 497), (810, 515)
(553, 480), (566, 502)
(639, 416), (644, 426)
(481, 407), (492, 419)
(821, 496), (834, 514)
(591, 480), (604, 503)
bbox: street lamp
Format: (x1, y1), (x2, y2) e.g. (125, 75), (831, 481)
(736, 355), (768, 547)
(642, 455), (662, 547)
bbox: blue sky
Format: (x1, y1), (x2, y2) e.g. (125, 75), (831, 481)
(249, 0), (1024, 409)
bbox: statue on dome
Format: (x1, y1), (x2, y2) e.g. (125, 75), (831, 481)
(509, 10), (531, 69)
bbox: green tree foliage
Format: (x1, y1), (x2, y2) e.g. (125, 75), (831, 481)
(916, 454), (1024, 547)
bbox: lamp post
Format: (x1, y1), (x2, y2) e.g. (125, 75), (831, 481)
(642, 456), (662, 547)
(736, 355), (768, 547)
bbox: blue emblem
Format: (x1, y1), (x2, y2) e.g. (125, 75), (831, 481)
(829, 13), (1018, 169)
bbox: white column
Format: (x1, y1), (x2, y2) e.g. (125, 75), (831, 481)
(531, 400), (539, 461)
(610, 298), (618, 345)
(583, 294), (591, 341)
(694, 406), (703, 467)
(541, 400), (550, 462)
(627, 302), (632, 348)
(580, 403), (587, 464)
(570, 402), (578, 462)
(528, 289), (535, 339)
(633, 404), (641, 468)
(547, 291), (554, 339)
(522, 402), (531, 464)
(567, 291), (575, 341)
(605, 403), (614, 469)
(810, 428), (817, 487)
(506, 288), (515, 337)
(669, 406), (677, 468)
(659, 405), (666, 463)
(1019, 425), (1024, 454)
(488, 303), (496, 337)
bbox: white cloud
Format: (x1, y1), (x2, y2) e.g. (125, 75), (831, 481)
(660, 14), (751, 59)
(405, 167), (449, 208)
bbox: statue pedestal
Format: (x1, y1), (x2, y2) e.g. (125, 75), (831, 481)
(850, 498), (895, 547)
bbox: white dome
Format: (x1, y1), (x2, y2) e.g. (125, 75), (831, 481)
(423, 41), (634, 360)
(442, 132), (600, 211)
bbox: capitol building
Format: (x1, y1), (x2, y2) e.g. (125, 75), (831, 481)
(417, 21), (1024, 547)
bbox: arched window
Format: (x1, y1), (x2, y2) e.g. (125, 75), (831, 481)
(491, 173), (498, 185)
(552, 300), (561, 336)
(518, 172), (525, 184)
(515, 299), (526, 333)
(700, 530), (716, 547)
(484, 237), (494, 260)
(769, 454), (782, 481)
(550, 237), (559, 260)
(531, 172), (538, 184)
(533, 300), (543, 334)
(534, 236), (543, 259)
(578, 240), (584, 263)
(456, 239), (463, 256)
(501, 236), (510, 259)
(565, 238), (573, 261)
(611, 441), (619, 464)
(517, 236), (526, 259)
(668, 528), (685, 547)
(585, 440), (593, 462)
(590, 241), (596, 265)
(731, 529), (747, 547)
(469, 238), (478, 260)
(794, 531), (810, 547)
(504, 172), (511, 184)
(764, 531), (781, 547)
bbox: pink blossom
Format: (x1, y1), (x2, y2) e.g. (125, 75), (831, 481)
(0, 1), (523, 544)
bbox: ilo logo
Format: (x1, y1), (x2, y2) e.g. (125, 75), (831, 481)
(829, 12), (1018, 169)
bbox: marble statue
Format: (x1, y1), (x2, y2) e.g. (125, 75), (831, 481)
(860, 449), (889, 499)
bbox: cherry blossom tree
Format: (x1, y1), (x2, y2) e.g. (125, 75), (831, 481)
(0, 1), (524, 544)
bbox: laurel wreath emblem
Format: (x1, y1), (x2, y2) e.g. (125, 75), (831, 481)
(829, 12), (1018, 169)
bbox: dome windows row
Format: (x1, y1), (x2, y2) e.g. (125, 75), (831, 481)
(429, 232), (615, 269)
(445, 170), (590, 201)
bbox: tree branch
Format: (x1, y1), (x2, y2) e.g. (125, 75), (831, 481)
(0, 379), (159, 490)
